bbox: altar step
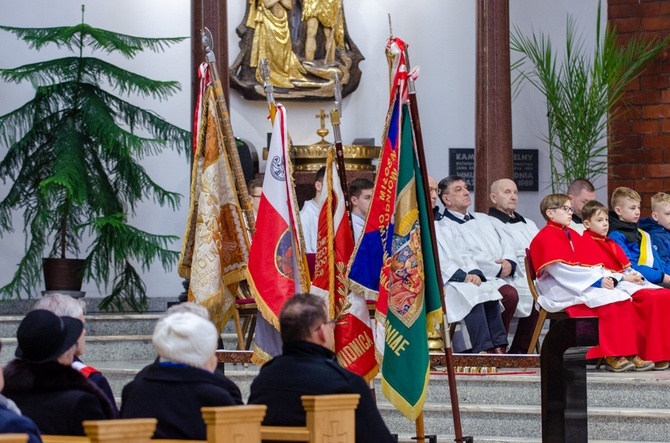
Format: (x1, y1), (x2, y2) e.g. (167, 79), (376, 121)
(1, 311), (669, 442)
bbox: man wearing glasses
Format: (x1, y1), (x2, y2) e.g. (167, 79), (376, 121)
(248, 293), (394, 442)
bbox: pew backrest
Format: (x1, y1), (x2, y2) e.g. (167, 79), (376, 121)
(41, 393), (360, 443)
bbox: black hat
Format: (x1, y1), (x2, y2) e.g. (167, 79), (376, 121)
(16, 309), (83, 363)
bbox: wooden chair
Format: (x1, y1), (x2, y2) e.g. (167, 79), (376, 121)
(0, 435), (29, 443)
(231, 281), (258, 350)
(525, 248), (567, 354)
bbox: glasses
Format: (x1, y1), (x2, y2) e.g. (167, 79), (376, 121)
(549, 205), (574, 214)
(314, 319), (337, 331)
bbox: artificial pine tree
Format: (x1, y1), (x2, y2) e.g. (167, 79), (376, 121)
(0, 6), (190, 310)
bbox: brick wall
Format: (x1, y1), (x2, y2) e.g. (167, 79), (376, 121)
(608, 0), (670, 212)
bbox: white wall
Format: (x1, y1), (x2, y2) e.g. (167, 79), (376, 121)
(0, 0), (606, 299)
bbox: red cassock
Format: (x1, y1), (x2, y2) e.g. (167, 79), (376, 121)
(529, 222), (637, 359)
(581, 231), (670, 361)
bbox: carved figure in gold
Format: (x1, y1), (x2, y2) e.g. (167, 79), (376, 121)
(247, 0), (307, 89)
(230, 0), (364, 101)
(301, 0), (344, 63)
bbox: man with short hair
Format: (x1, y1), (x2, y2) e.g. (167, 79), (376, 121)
(248, 293), (394, 442)
(567, 178), (596, 234)
(428, 175), (443, 221)
(488, 178), (540, 353)
(247, 178), (263, 220)
(348, 177), (374, 239)
(299, 166), (326, 253)
(430, 177), (508, 354)
(438, 176), (521, 343)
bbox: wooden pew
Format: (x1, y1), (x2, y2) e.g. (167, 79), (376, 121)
(261, 394), (360, 443)
(0, 435), (29, 443)
(41, 393), (359, 443)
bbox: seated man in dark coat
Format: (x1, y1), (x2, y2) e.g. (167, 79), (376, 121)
(248, 293), (395, 442)
(0, 339), (42, 443)
(3, 310), (115, 436)
(121, 312), (242, 439)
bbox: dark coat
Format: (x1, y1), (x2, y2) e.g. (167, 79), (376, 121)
(0, 396), (42, 443)
(72, 356), (119, 418)
(248, 341), (395, 443)
(120, 362), (243, 440)
(2, 360), (115, 436)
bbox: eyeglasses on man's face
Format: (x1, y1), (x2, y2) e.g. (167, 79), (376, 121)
(314, 318), (337, 332)
(549, 205), (574, 214)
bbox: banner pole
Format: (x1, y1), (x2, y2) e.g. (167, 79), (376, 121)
(404, 47), (468, 443)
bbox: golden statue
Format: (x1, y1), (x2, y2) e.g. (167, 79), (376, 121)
(247, 0), (307, 89)
(230, 0), (364, 101)
(302, 0), (344, 63)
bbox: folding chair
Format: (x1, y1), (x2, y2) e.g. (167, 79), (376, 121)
(232, 281), (258, 350)
(525, 248), (567, 354)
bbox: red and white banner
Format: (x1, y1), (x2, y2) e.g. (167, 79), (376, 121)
(248, 104), (310, 331)
(312, 148), (378, 382)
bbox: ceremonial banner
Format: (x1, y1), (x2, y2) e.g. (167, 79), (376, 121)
(312, 148), (378, 381)
(381, 102), (442, 421)
(248, 103), (310, 362)
(178, 85), (250, 332)
(347, 36), (442, 421)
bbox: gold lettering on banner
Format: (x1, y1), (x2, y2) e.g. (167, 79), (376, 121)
(384, 319), (410, 356)
(336, 331), (374, 367)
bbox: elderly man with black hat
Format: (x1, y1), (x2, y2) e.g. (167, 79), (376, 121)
(2, 310), (115, 436)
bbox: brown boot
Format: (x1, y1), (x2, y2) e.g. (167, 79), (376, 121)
(604, 356), (634, 372)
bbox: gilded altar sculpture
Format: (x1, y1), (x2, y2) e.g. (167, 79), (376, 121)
(231, 0), (364, 101)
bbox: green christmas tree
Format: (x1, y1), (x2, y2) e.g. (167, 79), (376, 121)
(0, 6), (190, 310)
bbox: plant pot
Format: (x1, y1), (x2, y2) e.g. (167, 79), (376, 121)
(43, 258), (86, 292)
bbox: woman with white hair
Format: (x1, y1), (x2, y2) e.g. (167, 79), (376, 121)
(120, 312), (242, 439)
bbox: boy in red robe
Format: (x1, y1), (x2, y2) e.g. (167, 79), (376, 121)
(580, 200), (669, 370)
(529, 194), (647, 372)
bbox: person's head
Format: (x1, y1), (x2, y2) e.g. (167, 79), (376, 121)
(160, 301), (210, 321)
(314, 166), (326, 200)
(15, 309), (83, 366)
(540, 193), (573, 226)
(611, 187), (642, 224)
(152, 312), (219, 373)
(427, 176), (440, 209)
(33, 293), (87, 357)
(567, 178), (596, 218)
(279, 293), (334, 351)
(651, 192), (670, 230)
(349, 178), (374, 217)
(489, 178), (518, 216)
(438, 175), (471, 214)
(581, 200), (610, 236)
(248, 178), (263, 216)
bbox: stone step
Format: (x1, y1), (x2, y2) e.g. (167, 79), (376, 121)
(0, 333), (242, 364)
(0, 314), (163, 338)
(381, 403), (670, 442)
(89, 359), (670, 442)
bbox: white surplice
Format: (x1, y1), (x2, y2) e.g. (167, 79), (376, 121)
(536, 262), (631, 312)
(435, 220), (502, 323)
(446, 211), (533, 317)
(299, 199), (319, 254)
(489, 216), (539, 317)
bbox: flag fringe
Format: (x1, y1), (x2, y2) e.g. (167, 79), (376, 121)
(380, 365), (431, 422)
